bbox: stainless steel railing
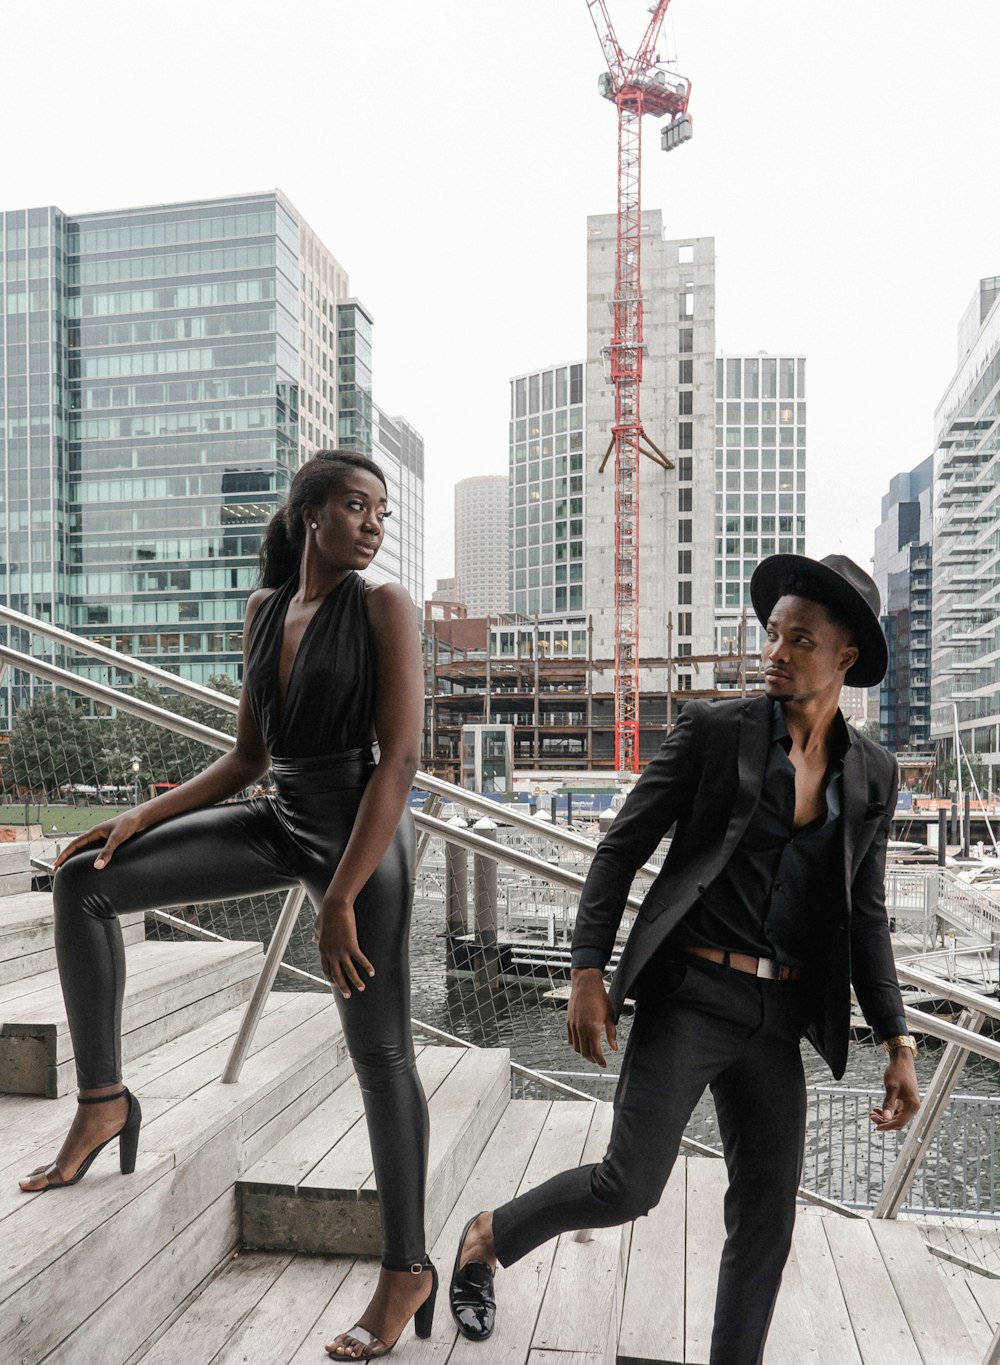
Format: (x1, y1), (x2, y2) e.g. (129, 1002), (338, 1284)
(4, 606), (1000, 1281)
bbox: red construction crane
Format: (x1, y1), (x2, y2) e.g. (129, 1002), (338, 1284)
(586, 0), (692, 773)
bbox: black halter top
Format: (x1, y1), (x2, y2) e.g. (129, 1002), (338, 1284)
(244, 572), (376, 758)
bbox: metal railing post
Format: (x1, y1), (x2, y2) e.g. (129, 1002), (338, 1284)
(223, 885), (308, 1083)
(414, 792), (442, 871)
(873, 1007), (986, 1219)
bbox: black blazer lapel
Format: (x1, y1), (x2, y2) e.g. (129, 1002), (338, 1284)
(841, 741), (868, 891)
(718, 698), (771, 863)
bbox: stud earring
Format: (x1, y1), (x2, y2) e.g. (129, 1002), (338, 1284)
(311, 522), (318, 530)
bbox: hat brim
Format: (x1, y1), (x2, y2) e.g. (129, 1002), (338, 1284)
(749, 554), (888, 688)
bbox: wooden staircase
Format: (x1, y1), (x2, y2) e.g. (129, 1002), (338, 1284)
(0, 879), (994, 1364)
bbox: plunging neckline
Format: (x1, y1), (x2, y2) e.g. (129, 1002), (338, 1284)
(274, 573), (353, 719)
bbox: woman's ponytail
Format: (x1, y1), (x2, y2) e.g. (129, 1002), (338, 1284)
(259, 509), (300, 588)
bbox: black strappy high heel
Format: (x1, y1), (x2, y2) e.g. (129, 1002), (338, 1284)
(19, 1087), (142, 1192)
(327, 1257), (438, 1359)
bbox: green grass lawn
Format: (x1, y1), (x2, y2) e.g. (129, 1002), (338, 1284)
(0, 803), (131, 834)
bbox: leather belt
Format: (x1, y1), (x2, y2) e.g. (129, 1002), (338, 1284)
(681, 945), (803, 982)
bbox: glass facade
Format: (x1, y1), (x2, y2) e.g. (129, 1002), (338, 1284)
(508, 362), (585, 618)
(873, 458), (932, 752)
(0, 193), (424, 725)
(931, 281), (1000, 772)
(713, 354), (807, 654)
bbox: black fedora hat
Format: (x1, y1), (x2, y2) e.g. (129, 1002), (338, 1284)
(749, 553), (888, 688)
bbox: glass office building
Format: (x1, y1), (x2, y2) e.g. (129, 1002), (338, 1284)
(931, 277), (1000, 779)
(714, 354), (807, 655)
(508, 362), (586, 618)
(0, 192), (423, 724)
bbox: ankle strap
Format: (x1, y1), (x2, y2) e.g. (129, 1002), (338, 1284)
(77, 1089), (127, 1105)
(381, 1255), (430, 1274)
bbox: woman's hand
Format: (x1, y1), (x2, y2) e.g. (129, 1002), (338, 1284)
(52, 810), (148, 872)
(313, 899), (375, 999)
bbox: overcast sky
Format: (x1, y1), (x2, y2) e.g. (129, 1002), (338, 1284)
(5, 1), (997, 597)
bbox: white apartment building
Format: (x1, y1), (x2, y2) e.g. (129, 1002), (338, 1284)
(455, 474), (509, 616)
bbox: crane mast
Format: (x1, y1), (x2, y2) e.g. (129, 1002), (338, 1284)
(585, 0), (691, 773)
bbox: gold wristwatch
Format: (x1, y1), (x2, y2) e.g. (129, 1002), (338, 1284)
(882, 1034), (918, 1057)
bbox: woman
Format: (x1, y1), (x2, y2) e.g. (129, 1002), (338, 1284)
(19, 450), (436, 1359)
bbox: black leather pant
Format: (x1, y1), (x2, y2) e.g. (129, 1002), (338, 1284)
(491, 955), (808, 1365)
(52, 750), (430, 1269)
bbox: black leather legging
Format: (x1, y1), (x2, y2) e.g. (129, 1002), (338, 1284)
(52, 750), (429, 1270)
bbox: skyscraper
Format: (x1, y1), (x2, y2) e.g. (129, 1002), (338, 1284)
(873, 457), (932, 752)
(508, 365), (585, 619)
(0, 192), (423, 724)
(454, 473), (508, 616)
(714, 353), (807, 659)
(930, 276), (1000, 777)
(585, 213), (715, 697)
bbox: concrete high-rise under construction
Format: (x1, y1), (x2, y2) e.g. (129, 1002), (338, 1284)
(585, 211), (716, 697)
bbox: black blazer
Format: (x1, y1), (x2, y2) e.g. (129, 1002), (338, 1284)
(572, 694), (903, 1078)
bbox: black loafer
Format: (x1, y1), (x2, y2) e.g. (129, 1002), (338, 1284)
(449, 1212), (497, 1341)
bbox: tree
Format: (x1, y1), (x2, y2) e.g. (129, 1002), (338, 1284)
(106, 674), (239, 790)
(934, 755), (987, 800)
(5, 691), (94, 794)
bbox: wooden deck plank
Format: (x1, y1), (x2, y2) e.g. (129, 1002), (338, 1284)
(823, 1218), (923, 1364)
(45, 1190), (242, 1365)
(136, 1250), (294, 1365)
(765, 1213), (862, 1364)
(869, 1219), (980, 1364)
(940, 1275), (997, 1357)
(966, 1274), (1000, 1334)
(301, 1046), (461, 1195)
(684, 1158), (728, 1364)
(532, 1102), (624, 1362)
(446, 1101), (598, 1365)
(285, 1258), (381, 1365)
(618, 1159), (687, 1365)
(211, 1253), (354, 1365)
(241, 1079), (368, 1191)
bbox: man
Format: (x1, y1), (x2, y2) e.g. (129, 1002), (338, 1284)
(448, 554), (920, 1365)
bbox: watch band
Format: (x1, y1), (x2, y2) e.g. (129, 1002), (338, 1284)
(882, 1034), (918, 1057)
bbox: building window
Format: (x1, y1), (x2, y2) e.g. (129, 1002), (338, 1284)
(570, 364), (583, 404)
(678, 422), (693, 450)
(678, 359), (693, 384)
(678, 488), (692, 512)
(678, 391), (693, 415)
(678, 245), (694, 264)
(677, 642), (692, 656)
(679, 327), (693, 353)
(677, 611), (692, 635)
(678, 550), (692, 573)
(678, 581), (692, 604)
(678, 519), (692, 543)
(677, 456), (692, 481)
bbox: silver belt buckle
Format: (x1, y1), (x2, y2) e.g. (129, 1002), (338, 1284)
(755, 958), (780, 980)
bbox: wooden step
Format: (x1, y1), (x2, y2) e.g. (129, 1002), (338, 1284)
(134, 1094), (621, 1365)
(0, 990), (352, 1365)
(0, 935), (263, 1096)
(0, 844), (31, 897)
(617, 1157), (982, 1365)
(239, 1042), (511, 1256)
(0, 891), (144, 987)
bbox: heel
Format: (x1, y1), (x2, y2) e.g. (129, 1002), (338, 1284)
(118, 1090), (142, 1175)
(413, 1261), (438, 1340)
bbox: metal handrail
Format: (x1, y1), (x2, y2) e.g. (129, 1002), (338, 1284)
(0, 620), (662, 877)
(8, 623), (1000, 1264)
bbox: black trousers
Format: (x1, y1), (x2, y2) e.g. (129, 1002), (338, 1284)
(52, 752), (430, 1270)
(492, 955), (808, 1365)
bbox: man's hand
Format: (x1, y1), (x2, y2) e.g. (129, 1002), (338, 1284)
(870, 1050), (920, 1132)
(567, 968), (617, 1067)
